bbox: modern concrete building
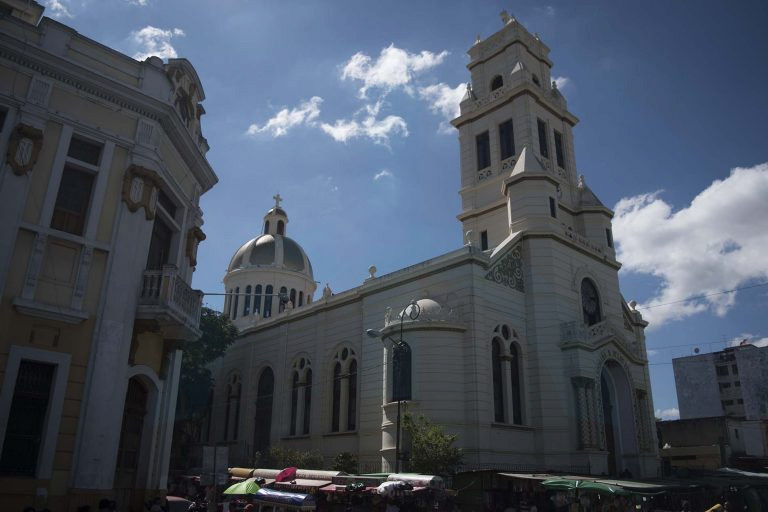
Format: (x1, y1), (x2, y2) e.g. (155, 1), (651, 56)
(212, 13), (659, 478)
(673, 344), (768, 420)
(0, 2), (217, 510)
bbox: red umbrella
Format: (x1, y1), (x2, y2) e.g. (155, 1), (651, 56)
(275, 467), (297, 483)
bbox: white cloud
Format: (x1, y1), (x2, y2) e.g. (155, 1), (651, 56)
(246, 97), (323, 138)
(321, 113), (408, 144)
(646, 349), (658, 358)
(131, 26), (185, 61)
(655, 408), (680, 421)
(552, 76), (571, 90)
(341, 45), (449, 98)
(613, 163), (768, 328)
(127, 0), (149, 5)
(45, 0), (73, 18)
(418, 83), (464, 133)
(373, 169), (393, 181)
(727, 333), (768, 348)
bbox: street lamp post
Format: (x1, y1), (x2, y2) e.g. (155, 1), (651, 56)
(366, 299), (421, 473)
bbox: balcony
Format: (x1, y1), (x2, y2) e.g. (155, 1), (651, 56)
(137, 265), (203, 340)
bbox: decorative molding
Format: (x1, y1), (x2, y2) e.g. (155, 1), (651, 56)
(485, 244), (524, 292)
(136, 118), (156, 147)
(122, 165), (163, 220)
(185, 226), (206, 267)
(27, 76), (53, 107)
(6, 123), (44, 176)
(12, 297), (89, 324)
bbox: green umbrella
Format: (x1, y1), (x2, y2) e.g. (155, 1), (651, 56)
(223, 478), (261, 495)
(541, 478), (629, 496)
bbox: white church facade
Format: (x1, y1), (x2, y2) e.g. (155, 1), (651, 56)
(212, 13), (659, 478)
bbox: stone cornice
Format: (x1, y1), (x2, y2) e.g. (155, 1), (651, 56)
(0, 34), (218, 191)
(452, 84), (578, 129)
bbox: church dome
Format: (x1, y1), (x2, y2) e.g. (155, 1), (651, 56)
(227, 233), (314, 279)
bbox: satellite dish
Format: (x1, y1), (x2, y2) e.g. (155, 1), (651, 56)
(694, 348), (700, 354)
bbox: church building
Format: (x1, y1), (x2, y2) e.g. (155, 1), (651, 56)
(213, 13), (659, 478)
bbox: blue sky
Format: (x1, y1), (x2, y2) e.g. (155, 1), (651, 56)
(46, 0), (768, 420)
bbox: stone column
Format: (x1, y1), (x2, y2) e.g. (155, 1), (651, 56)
(71, 168), (158, 490)
(571, 377), (590, 448)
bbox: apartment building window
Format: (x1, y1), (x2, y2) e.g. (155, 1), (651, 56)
(50, 168), (95, 236)
(476, 131), (491, 170)
(554, 130), (565, 168)
(716, 365), (729, 377)
(737, 399), (743, 404)
(719, 382), (731, 390)
(499, 119), (515, 160)
(722, 400), (734, 406)
(0, 108), (7, 132)
(50, 136), (103, 236)
(0, 361), (55, 476)
(735, 381), (740, 387)
(537, 119), (549, 158)
(732, 364), (739, 375)
(146, 216), (173, 270)
(481, 230), (488, 251)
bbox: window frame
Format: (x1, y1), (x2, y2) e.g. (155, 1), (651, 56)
(553, 129), (565, 169)
(536, 118), (549, 159)
(0, 346), (71, 479)
(475, 131), (491, 171)
(498, 119), (515, 161)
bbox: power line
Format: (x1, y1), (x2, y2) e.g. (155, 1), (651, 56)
(635, 281), (768, 310)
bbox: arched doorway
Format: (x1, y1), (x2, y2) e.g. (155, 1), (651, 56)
(115, 376), (154, 510)
(600, 361), (638, 476)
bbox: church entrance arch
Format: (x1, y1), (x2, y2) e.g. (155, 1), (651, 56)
(599, 360), (638, 476)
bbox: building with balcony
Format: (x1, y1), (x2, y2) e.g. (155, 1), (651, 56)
(211, 12), (658, 479)
(0, 2), (217, 510)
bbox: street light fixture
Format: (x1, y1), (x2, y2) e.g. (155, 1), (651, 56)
(366, 299), (421, 473)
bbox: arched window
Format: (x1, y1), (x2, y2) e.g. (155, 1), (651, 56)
(491, 324), (524, 425)
(253, 285), (262, 316)
(289, 357), (312, 436)
(290, 288), (296, 308)
(223, 373), (241, 440)
(264, 220), (270, 234)
(254, 367), (274, 454)
(581, 278), (602, 326)
(490, 75), (503, 91)
(392, 342), (411, 401)
(492, 338), (504, 422)
(347, 359), (357, 431)
(232, 287), (240, 319)
(510, 343), (522, 425)
(279, 286), (288, 313)
(277, 220), (285, 235)
(303, 369), (312, 435)
(263, 285), (273, 318)
(331, 362), (341, 432)
(289, 372), (299, 436)
(532, 74), (541, 86)
(330, 347), (358, 432)
(298, 291), (304, 307)
(243, 285), (252, 316)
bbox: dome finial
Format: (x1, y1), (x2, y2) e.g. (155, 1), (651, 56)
(273, 192), (283, 209)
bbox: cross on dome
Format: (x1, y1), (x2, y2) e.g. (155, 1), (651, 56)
(273, 193), (282, 208)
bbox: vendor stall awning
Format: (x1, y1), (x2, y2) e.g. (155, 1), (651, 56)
(253, 488), (316, 508)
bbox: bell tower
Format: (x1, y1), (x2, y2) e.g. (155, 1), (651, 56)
(451, 11), (607, 252)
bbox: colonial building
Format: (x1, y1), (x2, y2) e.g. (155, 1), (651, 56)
(213, 13), (659, 478)
(0, 2), (217, 510)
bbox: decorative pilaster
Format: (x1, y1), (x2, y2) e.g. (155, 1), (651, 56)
(572, 376), (598, 449)
(21, 233), (47, 300)
(70, 246), (94, 310)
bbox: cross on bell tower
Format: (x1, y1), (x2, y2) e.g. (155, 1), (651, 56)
(263, 193), (288, 236)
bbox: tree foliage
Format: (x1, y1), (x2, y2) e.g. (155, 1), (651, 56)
(257, 446), (325, 470)
(332, 451), (359, 474)
(177, 307), (238, 419)
(402, 413), (463, 476)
